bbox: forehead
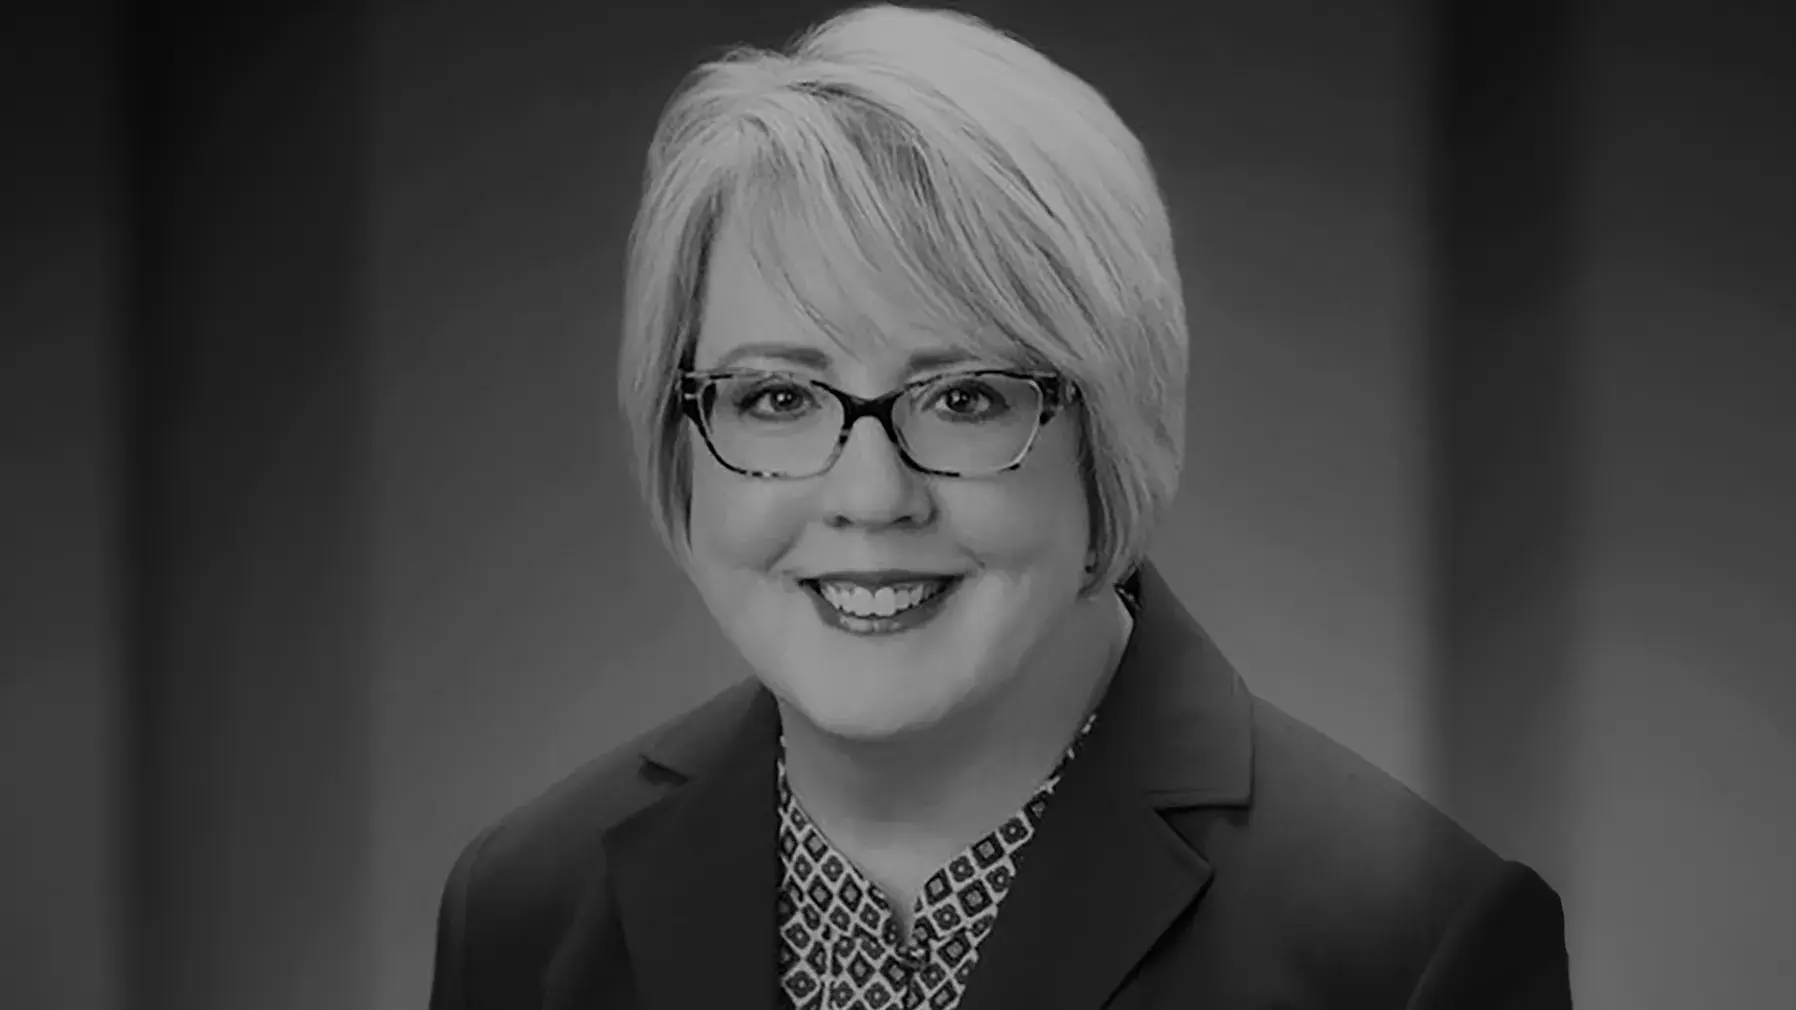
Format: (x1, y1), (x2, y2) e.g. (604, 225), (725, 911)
(691, 207), (1021, 375)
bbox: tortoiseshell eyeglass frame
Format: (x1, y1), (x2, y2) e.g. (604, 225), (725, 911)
(676, 367), (1079, 480)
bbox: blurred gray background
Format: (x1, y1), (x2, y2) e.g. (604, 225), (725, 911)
(4, 0), (1792, 1007)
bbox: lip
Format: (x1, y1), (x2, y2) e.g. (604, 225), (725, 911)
(802, 569), (966, 588)
(797, 574), (965, 636)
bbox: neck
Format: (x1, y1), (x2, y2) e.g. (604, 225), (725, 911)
(777, 588), (1133, 910)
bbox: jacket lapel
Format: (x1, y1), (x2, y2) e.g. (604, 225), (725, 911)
(587, 684), (784, 1010)
(957, 563), (1256, 1010)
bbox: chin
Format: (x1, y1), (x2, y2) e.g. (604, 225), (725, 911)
(773, 660), (973, 743)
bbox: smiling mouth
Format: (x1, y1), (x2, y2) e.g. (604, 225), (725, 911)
(797, 575), (964, 634)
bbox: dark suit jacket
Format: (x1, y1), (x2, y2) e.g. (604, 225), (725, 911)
(428, 563), (1573, 1009)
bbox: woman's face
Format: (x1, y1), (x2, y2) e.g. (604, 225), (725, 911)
(681, 219), (1094, 741)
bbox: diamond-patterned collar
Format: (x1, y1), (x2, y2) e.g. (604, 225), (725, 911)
(775, 713), (1096, 1010)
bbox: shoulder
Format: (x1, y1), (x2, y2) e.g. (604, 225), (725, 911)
(435, 683), (754, 974)
(1243, 693), (1484, 870)
(1177, 694), (1565, 1001)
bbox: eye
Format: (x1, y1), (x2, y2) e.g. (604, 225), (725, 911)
(730, 378), (821, 420)
(923, 376), (1011, 421)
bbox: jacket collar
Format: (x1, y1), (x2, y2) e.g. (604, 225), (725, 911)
(566, 560), (1256, 1010)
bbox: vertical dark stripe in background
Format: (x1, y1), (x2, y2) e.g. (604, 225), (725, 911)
(1427, 0), (1580, 868)
(122, 1), (155, 1005)
(126, 4), (373, 1009)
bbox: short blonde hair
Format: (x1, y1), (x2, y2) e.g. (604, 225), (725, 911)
(618, 3), (1188, 593)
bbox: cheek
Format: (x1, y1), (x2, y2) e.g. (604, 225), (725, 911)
(687, 448), (804, 573)
(943, 424), (1090, 571)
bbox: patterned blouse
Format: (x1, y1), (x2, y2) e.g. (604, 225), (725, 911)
(775, 714), (1097, 1010)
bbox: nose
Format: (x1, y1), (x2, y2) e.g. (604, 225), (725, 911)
(817, 415), (934, 529)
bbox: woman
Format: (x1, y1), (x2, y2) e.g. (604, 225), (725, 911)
(428, 6), (1572, 1009)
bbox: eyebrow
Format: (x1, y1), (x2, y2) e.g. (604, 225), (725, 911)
(705, 342), (982, 376)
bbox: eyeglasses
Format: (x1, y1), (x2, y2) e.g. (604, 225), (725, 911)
(678, 367), (1077, 479)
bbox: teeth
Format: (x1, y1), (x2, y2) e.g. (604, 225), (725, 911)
(817, 580), (945, 618)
